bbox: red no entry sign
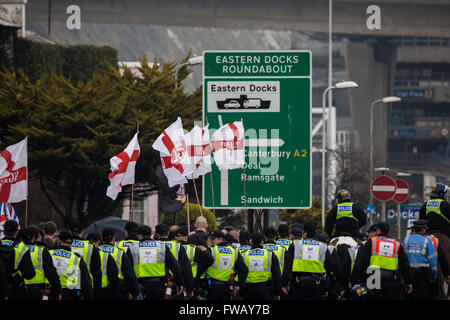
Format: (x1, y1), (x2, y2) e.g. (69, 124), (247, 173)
(393, 179), (409, 203)
(371, 176), (396, 201)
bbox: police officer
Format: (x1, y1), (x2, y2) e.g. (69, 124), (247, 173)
(342, 240), (362, 288)
(275, 224), (292, 250)
(281, 223), (343, 300)
(68, 221), (102, 299)
(99, 228), (139, 300)
(350, 222), (412, 300)
(263, 227), (287, 277)
(116, 222), (140, 252)
(264, 227), (289, 300)
(126, 225), (184, 300)
(241, 232), (282, 300)
(20, 226), (62, 300)
(419, 183), (450, 238)
(93, 233), (121, 300)
(325, 190), (367, 239)
(52, 231), (93, 300)
(174, 228), (214, 299)
(0, 220), (35, 300)
(238, 231), (252, 253)
(206, 231), (248, 300)
(403, 220), (438, 300)
(154, 224), (195, 298)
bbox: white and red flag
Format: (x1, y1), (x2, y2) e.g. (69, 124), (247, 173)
(182, 124), (211, 179)
(106, 133), (140, 200)
(211, 121), (245, 171)
(152, 117), (193, 187)
(0, 138), (28, 203)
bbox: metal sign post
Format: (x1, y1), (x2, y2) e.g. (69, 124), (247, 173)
(202, 51), (312, 210)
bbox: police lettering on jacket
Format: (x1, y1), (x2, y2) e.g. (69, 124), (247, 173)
(140, 240), (157, 248)
(53, 249), (72, 259)
(248, 249), (264, 256)
(71, 240), (85, 248)
(217, 246), (233, 254)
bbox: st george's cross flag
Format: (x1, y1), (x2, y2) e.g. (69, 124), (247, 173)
(182, 124), (211, 179)
(152, 117), (194, 187)
(211, 121), (245, 171)
(0, 138), (28, 203)
(106, 133), (140, 200)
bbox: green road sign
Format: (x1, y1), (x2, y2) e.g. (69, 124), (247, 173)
(202, 51), (311, 209)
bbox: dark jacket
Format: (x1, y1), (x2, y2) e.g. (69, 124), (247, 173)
(419, 197), (450, 237)
(208, 241), (249, 288)
(325, 203), (367, 238)
(103, 243), (140, 298)
(188, 230), (208, 247)
(101, 253), (121, 300)
(349, 234), (412, 287)
(281, 238), (344, 288)
(72, 235), (102, 297)
(27, 241), (62, 295)
(1, 237), (35, 281)
(126, 240), (184, 287)
(0, 249), (9, 299)
(179, 240), (214, 279)
(437, 243), (449, 277)
(246, 245), (282, 296)
(55, 245), (94, 300)
(161, 238), (195, 292)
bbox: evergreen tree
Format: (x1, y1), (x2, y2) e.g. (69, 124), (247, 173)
(0, 56), (201, 227)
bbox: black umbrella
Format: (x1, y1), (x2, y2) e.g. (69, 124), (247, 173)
(84, 216), (144, 241)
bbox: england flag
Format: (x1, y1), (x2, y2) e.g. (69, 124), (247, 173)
(0, 138), (28, 203)
(182, 124), (211, 179)
(106, 133), (140, 200)
(211, 121), (245, 171)
(152, 117), (194, 187)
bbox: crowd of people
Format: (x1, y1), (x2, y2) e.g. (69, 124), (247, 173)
(0, 183), (449, 301)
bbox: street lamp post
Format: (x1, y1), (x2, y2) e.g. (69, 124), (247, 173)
(321, 81), (358, 227)
(369, 96), (401, 225)
(174, 56), (203, 88)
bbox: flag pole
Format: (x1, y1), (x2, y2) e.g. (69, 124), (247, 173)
(241, 117), (247, 231)
(186, 193), (190, 234)
(130, 123), (140, 222)
(205, 116), (215, 218)
(25, 199), (28, 227)
(210, 171), (215, 218)
(192, 174), (203, 216)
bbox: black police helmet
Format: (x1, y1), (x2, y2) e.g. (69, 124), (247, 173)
(430, 183), (448, 198)
(336, 189), (351, 203)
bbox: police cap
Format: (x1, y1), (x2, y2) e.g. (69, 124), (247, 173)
(139, 225), (152, 236)
(102, 227), (116, 240)
(208, 230), (224, 239)
(125, 222), (139, 233)
(376, 222), (390, 234)
(407, 219), (428, 230)
(290, 228), (303, 237)
(58, 230), (73, 243)
(69, 221), (84, 233)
